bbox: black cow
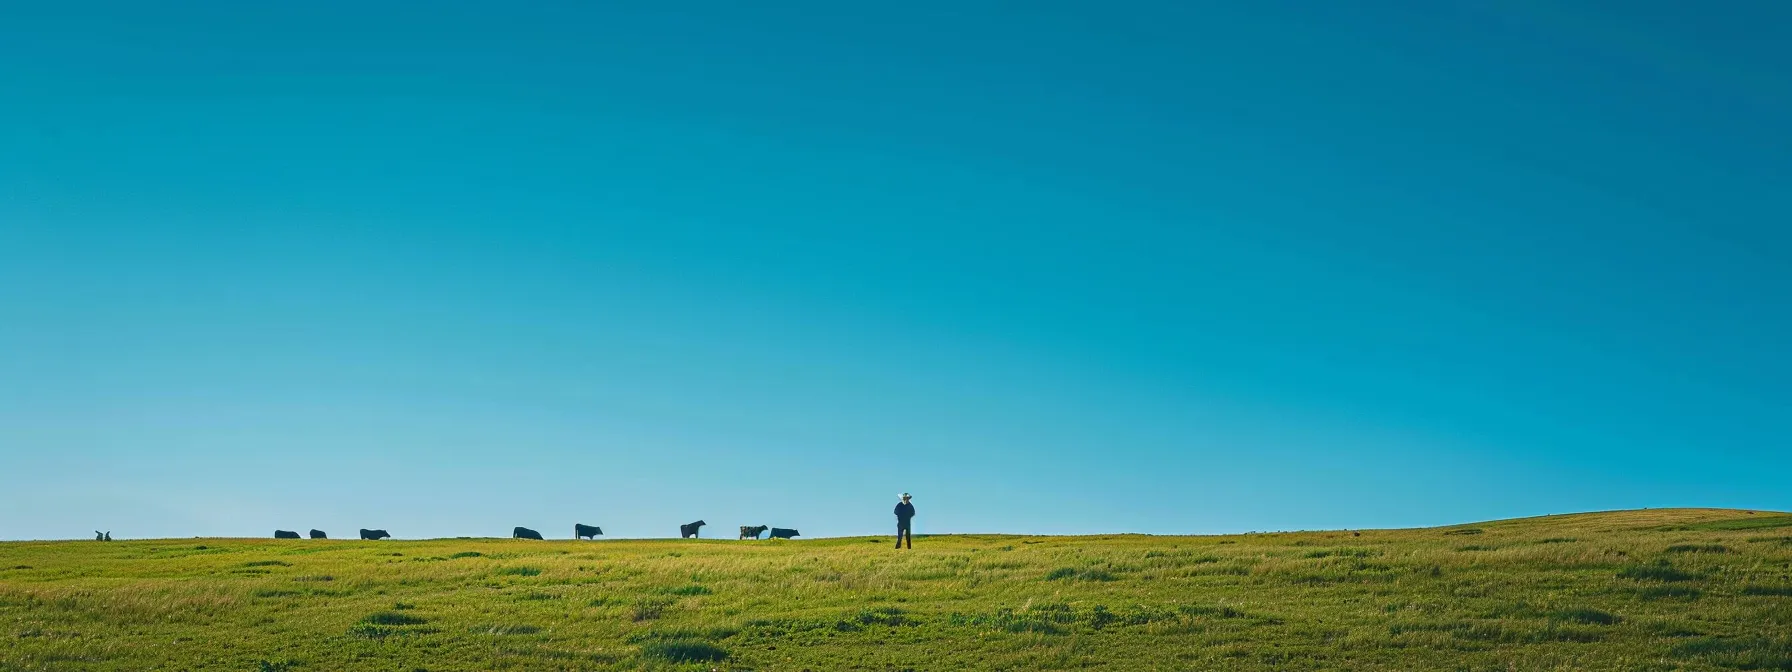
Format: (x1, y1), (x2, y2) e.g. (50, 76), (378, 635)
(680, 520), (707, 538)
(359, 529), (391, 540)
(574, 523), (603, 540)
(274, 530), (300, 539)
(739, 525), (768, 540)
(513, 526), (543, 540)
(309, 529), (327, 539)
(768, 528), (800, 539)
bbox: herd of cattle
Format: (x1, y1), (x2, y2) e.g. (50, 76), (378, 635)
(256, 522), (802, 541)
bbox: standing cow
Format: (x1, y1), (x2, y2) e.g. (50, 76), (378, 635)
(739, 525), (768, 540)
(768, 528), (800, 539)
(274, 530), (300, 539)
(513, 526), (543, 540)
(679, 520), (707, 538)
(574, 523), (603, 540)
(359, 529), (391, 540)
(309, 529), (327, 539)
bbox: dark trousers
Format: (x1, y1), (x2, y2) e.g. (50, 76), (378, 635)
(895, 521), (912, 549)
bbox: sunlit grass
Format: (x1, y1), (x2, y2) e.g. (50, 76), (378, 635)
(2, 508), (1790, 670)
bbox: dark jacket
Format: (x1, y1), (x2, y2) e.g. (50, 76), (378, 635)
(894, 502), (915, 521)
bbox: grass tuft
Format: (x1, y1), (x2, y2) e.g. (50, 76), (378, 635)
(1303, 548), (1378, 559)
(1742, 585), (1792, 597)
(631, 598), (672, 622)
(1673, 635), (1792, 670)
(843, 607), (909, 628)
(471, 623), (541, 636)
(362, 611), (428, 626)
(1617, 562), (1699, 582)
(1045, 567), (1118, 582)
(1664, 543), (1727, 554)
(1638, 585), (1702, 600)
(639, 639), (729, 663)
(1551, 608), (1621, 625)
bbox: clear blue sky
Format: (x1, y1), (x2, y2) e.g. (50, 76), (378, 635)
(2, 2), (1787, 541)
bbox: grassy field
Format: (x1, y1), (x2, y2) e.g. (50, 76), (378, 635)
(3, 508), (1791, 671)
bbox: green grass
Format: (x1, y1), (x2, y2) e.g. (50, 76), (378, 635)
(1618, 561), (1702, 582)
(1665, 543), (1729, 554)
(3, 508), (1791, 670)
(1670, 514), (1792, 532)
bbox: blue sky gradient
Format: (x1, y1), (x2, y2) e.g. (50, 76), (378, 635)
(2, 2), (1788, 540)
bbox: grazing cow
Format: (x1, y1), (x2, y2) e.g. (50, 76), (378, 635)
(768, 528), (800, 540)
(574, 523), (603, 540)
(679, 520), (707, 538)
(513, 526), (543, 540)
(359, 529), (391, 540)
(274, 530), (300, 539)
(309, 529), (327, 539)
(739, 525), (768, 540)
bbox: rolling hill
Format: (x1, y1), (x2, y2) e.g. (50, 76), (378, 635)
(2, 508), (1789, 670)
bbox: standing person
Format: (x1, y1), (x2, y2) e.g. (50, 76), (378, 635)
(893, 493), (915, 549)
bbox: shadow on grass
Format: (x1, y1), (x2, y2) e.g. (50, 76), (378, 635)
(1673, 636), (1792, 670)
(639, 640), (728, 663)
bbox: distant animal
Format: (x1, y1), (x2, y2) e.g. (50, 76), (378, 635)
(274, 530), (300, 539)
(359, 529), (391, 540)
(513, 526), (543, 540)
(768, 528), (800, 539)
(739, 525), (768, 540)
(309, 529), (327, 539)
(94, 531), (106, 541)
(680, 520), (707, 538)
(1352, 531), (1361, 537)
(104, 531), (111, 541)
(574, 523), (603, 540)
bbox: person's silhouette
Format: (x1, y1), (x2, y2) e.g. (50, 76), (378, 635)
(894, 493), (915, 549)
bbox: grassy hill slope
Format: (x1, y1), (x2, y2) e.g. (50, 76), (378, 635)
(3, 508), (1790, 670)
